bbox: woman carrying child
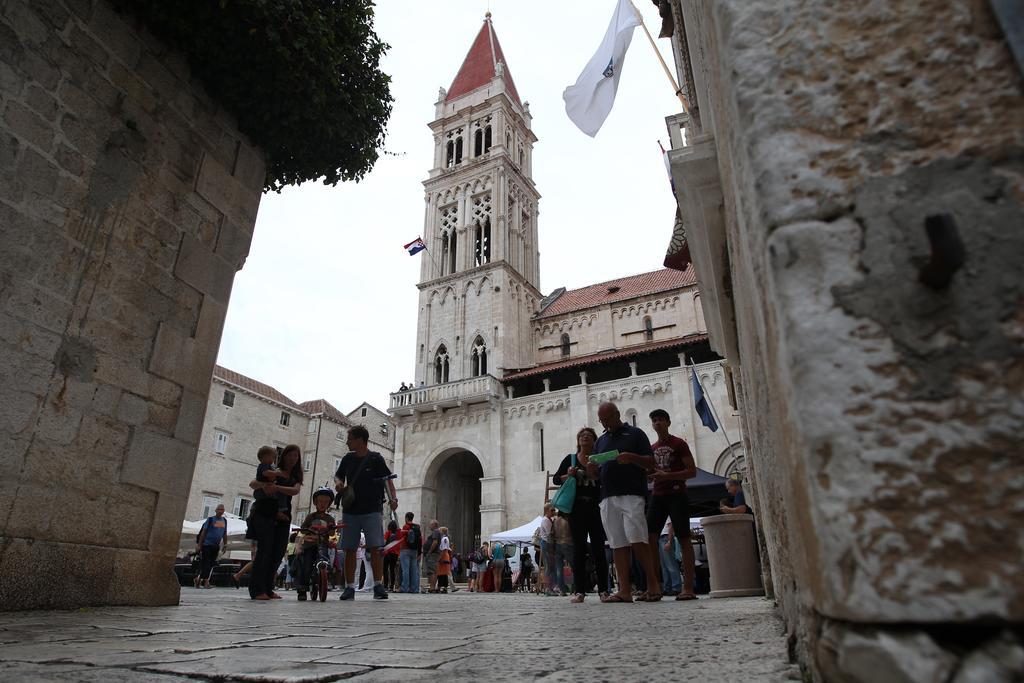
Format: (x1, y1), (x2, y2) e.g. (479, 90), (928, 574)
(246, 444), (304, 601)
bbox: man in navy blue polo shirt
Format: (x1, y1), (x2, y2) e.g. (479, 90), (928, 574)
(588, 402), (662, 603)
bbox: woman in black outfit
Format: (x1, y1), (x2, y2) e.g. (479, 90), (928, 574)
(247, 444), (304, 600)
(552, 427), (609, 603)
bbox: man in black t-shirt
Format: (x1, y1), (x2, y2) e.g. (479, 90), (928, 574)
(334, 425), (398, 601)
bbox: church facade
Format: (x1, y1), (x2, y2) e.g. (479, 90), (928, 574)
(388, 16), (741, 555)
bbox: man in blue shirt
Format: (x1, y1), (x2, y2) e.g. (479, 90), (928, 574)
(587, 402), (662, 602)
(720, 478), (751, 515)
(195, 504), (228, 588)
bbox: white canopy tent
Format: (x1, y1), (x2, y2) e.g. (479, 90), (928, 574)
(488, 515), (704, 544)
(489, 516), (544, 543)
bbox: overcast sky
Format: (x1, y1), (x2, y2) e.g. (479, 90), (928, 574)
(216, 0), (683, 414)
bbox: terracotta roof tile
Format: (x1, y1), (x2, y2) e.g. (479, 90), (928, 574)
(213, 366), (350, 424)
(538, 266), (697, 318)
(298, 399), (350, 426)
(447, 16), (521, 106)
(213, 365), (300, 409)
(501, 334), (708, 381)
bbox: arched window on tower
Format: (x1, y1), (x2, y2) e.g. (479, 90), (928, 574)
(446, 141), (454, 168)
(474, 129), (483, 157)
(471, 336), (488, 377)
(484, 125), (492, 152)
(474, 219), (491, 266)
(434, 345), (450, 384)
(644, 316), (654, 341)
(449, 232), (457, 273)
(440, 231), (451, 276)
(560, 333), (570, 358)
(455, 137), (463, 164)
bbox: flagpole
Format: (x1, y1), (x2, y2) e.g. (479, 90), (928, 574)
(688, 355), (736, 454)
(631, 2), (691, 116)
(421, 244), (443, 278)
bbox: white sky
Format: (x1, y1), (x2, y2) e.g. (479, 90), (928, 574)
(216, 0), (683, 414)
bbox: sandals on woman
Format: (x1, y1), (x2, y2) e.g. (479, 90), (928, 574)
(676, 592), (697, 601)
(570, 593), (585, 603)
(636, 591), (663, 602)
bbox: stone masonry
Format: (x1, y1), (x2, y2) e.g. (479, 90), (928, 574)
(0, 0), (265, 609)
(666, 0), (1024, 679)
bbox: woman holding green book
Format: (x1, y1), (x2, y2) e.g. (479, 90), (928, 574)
(552, 427), (609, 603)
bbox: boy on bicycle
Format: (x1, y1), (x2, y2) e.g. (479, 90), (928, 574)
(295, 487), (339, 601)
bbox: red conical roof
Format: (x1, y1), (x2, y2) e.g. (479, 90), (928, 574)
(446, 14), (522, 107)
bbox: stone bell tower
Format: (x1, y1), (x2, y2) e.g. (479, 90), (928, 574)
(413, 13), (542, 385)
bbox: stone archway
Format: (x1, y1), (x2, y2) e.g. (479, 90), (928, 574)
(714, 442), (746, 478)
(423, 448), (484, 556)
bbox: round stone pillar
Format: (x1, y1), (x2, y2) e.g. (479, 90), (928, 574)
(701, 514), (764, 598)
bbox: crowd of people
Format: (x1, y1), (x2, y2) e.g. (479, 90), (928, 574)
(189, 402), (750, 602)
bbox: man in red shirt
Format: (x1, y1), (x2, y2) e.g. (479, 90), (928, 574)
(646, 409), (698, 600)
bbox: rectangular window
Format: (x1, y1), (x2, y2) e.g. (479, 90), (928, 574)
(308, 419), (317, 434)
(336, 429), (345, 441)
(304, 451), (313, 472)
(280, 411), (290, 427)
(213, 430), (229, 455)
(201, 495), (222, 518)
(233, 497), (252, 518)
(361, 407), (367, 417)
(222, 390), (235, 407)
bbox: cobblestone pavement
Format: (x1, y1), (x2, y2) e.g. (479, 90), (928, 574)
(0, 588), (800, 681)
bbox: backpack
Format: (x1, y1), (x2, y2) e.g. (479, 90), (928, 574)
(405, 523), (422, 553)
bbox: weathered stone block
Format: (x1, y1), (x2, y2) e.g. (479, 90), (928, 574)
(24, 83), (58, 122)
(121, 427), (199, 495)
(213, 219), (251, 271)
(195, 151), (259, 225)
(4, 100), (54, 151)
(2, 2), (49, 47)
(172, 233), (234, 304)
(173, 389), (206, 447)
(67, 24), (108, 69)
(88, 1), (140, 68)
(817, 624), (957, 683)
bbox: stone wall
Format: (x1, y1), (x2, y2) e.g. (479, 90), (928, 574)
(533, 287), (705, 364)
(673, 0), (1024, 678)
(0, 0), (265, 608)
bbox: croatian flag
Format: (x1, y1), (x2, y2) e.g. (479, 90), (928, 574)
(404, 237), (426, 256)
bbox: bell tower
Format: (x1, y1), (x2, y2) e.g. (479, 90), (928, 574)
(413, 13), (542, 384)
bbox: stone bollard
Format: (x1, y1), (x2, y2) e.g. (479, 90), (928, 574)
(700, 514), (764, 598)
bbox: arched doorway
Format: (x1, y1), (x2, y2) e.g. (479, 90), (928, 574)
(427, 450), (484, 557)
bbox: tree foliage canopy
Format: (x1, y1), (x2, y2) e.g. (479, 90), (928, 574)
(119, 0), (393, 191)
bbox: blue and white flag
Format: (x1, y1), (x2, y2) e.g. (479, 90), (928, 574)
(403, 237), (426, 256)
(691, 370), (719, 432)
(563, 0), (641, 137)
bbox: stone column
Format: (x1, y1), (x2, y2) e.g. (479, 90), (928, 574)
(0, 0), (265, 609)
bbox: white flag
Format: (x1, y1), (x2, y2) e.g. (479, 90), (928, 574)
(563, 0), (642, 137)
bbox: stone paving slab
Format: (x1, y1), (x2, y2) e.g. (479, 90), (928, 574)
(0, 589), (801, 681)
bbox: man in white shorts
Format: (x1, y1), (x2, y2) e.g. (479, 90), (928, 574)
(588, 402), (661, 603)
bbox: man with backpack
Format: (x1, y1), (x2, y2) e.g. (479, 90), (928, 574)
(398, 512), (422, 594)
(195, 504), (228, 589)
